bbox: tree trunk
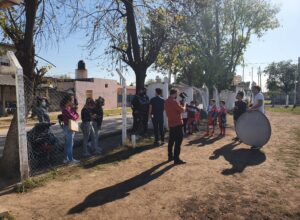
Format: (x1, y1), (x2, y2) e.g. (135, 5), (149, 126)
(0, 0), (38, 180)
(135, 66), (147, 94)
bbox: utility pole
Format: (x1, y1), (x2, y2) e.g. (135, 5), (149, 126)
(296, 57), (300, 106)
(242, 59), (245, 82)
(251, 67), (254, 84)
(257, 66), (262, 88)
(116, 68), (127, 146)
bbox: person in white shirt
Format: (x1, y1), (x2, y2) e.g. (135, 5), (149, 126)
(249, 85), (265, 150)
(250, 85), (265, 114)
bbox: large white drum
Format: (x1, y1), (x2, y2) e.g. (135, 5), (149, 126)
(236, 111), (271, 147)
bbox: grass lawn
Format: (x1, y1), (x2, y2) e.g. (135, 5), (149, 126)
(266, 106), (300, 115)
(103, 108), (132, 117)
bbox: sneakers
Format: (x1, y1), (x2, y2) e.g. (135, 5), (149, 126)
(70, 159), (80, 164)
(232, 137), (239, 141)
(168, 156), (174, 162)
(63, 159), (69, 164)
(82, 152), (92, 158)
(94, 150), (103, 155)
(154, 141), (160, 146)
(174, 159), (186, 165)
(251, 146), (262, 150)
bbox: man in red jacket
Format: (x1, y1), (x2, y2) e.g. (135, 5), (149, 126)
(165, 89), (186, 165)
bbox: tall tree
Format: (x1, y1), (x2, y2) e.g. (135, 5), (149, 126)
(67, 0), (175, 93)
(264, 60), (297, 106)
(0, 0), (63, 178)
(158, 0), (280, 91)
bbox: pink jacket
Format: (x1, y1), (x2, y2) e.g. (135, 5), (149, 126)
(62, 106), (79, 125)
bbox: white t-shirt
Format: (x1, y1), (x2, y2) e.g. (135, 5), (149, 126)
(253, 92), (265, 114)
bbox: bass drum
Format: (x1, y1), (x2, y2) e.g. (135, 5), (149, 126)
(236, 110), (271, 147)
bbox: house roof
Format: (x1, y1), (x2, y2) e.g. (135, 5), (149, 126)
(0, 74), (15, 86)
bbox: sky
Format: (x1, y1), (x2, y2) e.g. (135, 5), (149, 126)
(39, 0), (300, 91)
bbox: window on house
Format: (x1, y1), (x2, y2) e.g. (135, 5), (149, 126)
(86, 90), (93, 99)
(105, 84), (108, 88)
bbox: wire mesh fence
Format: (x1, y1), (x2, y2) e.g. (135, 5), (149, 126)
(0, 55), (136, 178)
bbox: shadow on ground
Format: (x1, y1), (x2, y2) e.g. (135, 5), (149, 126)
(186, 134), (224, 147)
(209, 141), (266, 175)
(68, 161), (174, 214)
(81, 142), (160, 169)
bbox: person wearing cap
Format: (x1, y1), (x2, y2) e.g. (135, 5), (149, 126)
(36, 96), (50, 123)
(165, 89), (186, 165)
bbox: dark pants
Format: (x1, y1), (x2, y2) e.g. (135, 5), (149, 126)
(152, 117), (164, 142)
(132, 113), (141, 134)
(141, 113), (148, 134)
(168, 125), (183, 161)
(183, 118), (188, 134)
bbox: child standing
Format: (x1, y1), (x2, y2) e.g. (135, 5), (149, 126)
(206, 99), (218, 136)
(218, 101), (227, 136)
(233, 91), (247, 141)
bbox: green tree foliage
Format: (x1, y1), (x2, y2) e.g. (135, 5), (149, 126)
(157, 0), (279, 90)
(264, 60), (297, 95)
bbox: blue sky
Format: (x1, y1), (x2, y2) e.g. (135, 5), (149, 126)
(39, 0), (300, 90)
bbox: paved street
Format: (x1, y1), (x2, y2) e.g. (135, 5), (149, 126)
(0, 115), (133, 158)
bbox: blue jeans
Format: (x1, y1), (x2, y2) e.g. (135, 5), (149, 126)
(63, 125), (75, 161)
(92, 122), (102, 153)
(81, 121), (96, 155)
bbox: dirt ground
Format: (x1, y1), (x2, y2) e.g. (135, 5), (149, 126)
(0, 111), (299, 220)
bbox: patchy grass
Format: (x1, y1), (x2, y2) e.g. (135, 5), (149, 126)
(266, 106), (300, 115)
(277, 129), (300, 178)
(14, 169), (61, 193)
(13, 135), (153, 193)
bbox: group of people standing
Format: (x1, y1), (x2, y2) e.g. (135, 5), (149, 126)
(34, 84), (265, 166)
(59, 95), (104, 164)
(132, 85), (265, 165)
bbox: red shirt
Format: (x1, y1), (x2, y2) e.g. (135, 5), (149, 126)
(165, 97), (184, 128)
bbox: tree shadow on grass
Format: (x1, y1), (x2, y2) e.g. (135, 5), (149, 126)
(68, 161), (174, 214)
(209, 142), (266, 175)
(186, 134), (224, 147)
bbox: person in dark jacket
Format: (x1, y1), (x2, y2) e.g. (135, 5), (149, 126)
(149, 88), (165, 145)
(131, 88), (149, 135)
(233, 91), (247, 141)
(36, 97), (50, 123)
(92, 96), (105, 154)
(81, 98), (96, 157)
(139, 88), (150, 135)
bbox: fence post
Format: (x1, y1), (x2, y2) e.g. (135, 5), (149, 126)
(116, 69), (127, 145)
(7, 51), (29, 180)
